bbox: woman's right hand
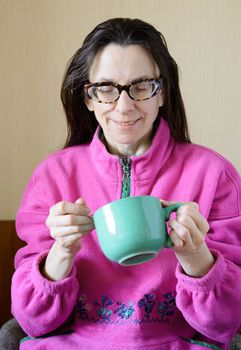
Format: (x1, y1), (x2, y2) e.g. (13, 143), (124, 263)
(43, 198), (94, 281)
(46, 198), (94, 256)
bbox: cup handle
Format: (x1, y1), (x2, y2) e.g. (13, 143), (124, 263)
(163, 203), (183, 248)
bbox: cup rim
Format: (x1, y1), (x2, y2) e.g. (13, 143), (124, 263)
(119, 251), (159, 266)
(94, 195), (160, 217)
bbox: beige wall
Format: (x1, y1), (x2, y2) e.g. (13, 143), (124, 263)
(1, 0), (240, 219)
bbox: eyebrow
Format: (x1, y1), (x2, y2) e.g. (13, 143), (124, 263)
(92, 76), (156, 84)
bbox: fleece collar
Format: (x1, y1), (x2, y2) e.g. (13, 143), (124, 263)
(90, 118), (175, 181)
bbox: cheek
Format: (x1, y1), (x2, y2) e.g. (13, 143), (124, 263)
(84, 97), (94, 112)
(93, 105), (113, 123)
(142, 99), (161, 120)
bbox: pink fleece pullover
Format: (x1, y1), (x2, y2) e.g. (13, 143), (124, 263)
(12, 119), (241, 349)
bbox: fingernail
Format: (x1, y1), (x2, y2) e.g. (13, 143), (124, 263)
(177, 241), (184, 248)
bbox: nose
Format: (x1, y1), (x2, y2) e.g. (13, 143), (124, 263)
(115, 91), (135, 114)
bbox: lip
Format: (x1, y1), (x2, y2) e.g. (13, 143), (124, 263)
(111, 118), (141, 126)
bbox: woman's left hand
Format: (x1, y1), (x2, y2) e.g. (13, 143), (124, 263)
(161, 200), (215, 277)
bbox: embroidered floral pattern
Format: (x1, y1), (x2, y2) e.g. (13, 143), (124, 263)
(114, 302), (135, 319)
(93, 295), (113, 320)
(75, 291), (176, 325)
(138, 293), (156, 320)
(76, 295), (90, 320)
(158, 293), (176, 321)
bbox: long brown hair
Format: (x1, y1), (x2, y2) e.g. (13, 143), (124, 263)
(61, 18), (191, 147)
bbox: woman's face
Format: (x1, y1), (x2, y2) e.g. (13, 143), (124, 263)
(85, 44), (164, 155)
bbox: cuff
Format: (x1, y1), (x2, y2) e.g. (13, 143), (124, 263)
(175, 249), (226, 292)
(31, 250), (79, 294)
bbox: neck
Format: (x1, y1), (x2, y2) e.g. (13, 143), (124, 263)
(103, 130), (153, 157)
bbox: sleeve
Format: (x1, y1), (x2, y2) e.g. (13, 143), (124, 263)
(175, 158), (241, 343)
(11, 165), (80, 337)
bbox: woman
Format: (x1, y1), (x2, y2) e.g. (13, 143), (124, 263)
(12, 18), (241, 349)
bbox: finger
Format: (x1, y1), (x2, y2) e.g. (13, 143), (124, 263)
(160, 199), (177, 207)
(75, 198), (92, 216)
(169, 230), (184, 248)
(49, 200), (90, 216)
(160, 199), (198, 212)
(177, 214), (204, 246)
(47, 214), (93, 227)
(169, 219), (195, 249)
(50, 223), (94, 238)
(177, 205), (209, 234)
(75, 198), (86, 205)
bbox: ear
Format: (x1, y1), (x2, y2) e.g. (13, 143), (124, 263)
(84, 96), (94, 112)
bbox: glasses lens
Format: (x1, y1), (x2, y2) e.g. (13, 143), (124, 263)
(87, 85), (118, 103)
(130, 80), (160, 100)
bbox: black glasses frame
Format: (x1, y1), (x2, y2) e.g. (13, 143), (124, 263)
(84, 78), (164, 103)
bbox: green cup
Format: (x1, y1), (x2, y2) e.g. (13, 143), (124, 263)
(93, 196), (182, 266)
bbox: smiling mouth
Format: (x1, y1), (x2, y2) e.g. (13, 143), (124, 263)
(112, 119), (140, 126)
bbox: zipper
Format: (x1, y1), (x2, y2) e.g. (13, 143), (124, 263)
(119, 157), (131, 198)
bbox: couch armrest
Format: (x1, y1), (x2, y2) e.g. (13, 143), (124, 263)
(0, 318), (26, 350)
(230, 333), (241, 350)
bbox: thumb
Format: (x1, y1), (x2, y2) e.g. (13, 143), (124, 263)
(75, 198), (86, 205)
(75, 198), (90, 210)
(160, 199), (177, 207)
(75, 198), (91, 216)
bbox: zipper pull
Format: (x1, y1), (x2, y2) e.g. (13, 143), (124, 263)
(120, 157), (131, 198)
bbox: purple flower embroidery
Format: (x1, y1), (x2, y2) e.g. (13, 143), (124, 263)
(114, 303), (135, 319)
(138, 293), (156, 320)
(158, 293), (176, 320)
(93, 295), (113, 320)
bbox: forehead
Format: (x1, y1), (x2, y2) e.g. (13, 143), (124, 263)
(88, 44), (160, 83)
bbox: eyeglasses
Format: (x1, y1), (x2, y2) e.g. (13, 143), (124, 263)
(84, 78), (163, 104)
